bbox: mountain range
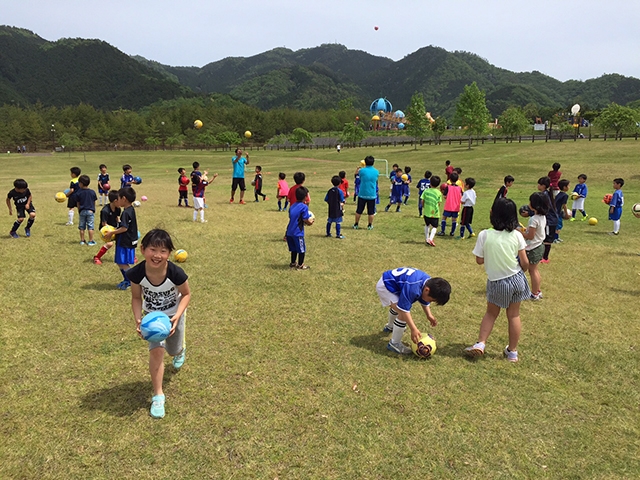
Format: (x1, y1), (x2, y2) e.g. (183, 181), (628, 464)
(2, 25), (640, 118)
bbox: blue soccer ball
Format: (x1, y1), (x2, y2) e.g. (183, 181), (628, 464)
(140, 312), (171, 342)
(134, 176), (142, 184)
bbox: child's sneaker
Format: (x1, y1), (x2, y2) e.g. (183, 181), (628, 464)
(325, 233), (332, 237)
(264, 197), (268, 201)
(87, 240), (96, 246)
(80, 241), (86, 245)
(569, 217), (576, 222)
(436, 231), (445, 236)
(529, 292), (541, 301)
(229, 198), (234, 203)
(469, 233), (476, 238)
(172, 348), (186, 369)
(297, 264), (310, 270)
(150, 394), (165, 419)
(455, 236), (464, 240)
(503, 346), (518, 363)
(24, 229), (31, 237)
(382, 324), (393, 333)
(581, 215), (588, 221)
(65, 222), (74, 226)
(426, 239), (435, 247)
(464, 342), (485, 357)
(336, 234), (345, 239)
(367, 225), (373, 230)
(117, 280), (131, 290)
(9, 231), (19, 239)
(289, 262), (298, 269)
(239, 200), (246, 205)
(352, 224), (359, 229)
(93, 256), (102, 265)
(539, 258), (549, 264)
(387, 341), (412, 354)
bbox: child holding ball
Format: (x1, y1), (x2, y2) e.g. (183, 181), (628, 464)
(465, 198), (530, 362)
(104, 187), (138, 290)
(128, 229), (191, 419)
(378, 267), (451, 354)
(94, 191), (121, 265)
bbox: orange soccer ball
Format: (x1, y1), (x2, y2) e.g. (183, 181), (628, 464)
(603, 194), (613, 205)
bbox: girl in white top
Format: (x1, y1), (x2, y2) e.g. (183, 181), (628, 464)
(465, 198), (530, 362)
(520, 192), (548, 301)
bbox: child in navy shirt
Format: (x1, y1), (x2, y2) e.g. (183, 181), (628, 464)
(75, 175), (98, 246)
(324, 176), (345, 239)
(416, 170), (432, 217)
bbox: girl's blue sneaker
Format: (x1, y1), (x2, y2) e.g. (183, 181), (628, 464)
(150, 394), (165, 418)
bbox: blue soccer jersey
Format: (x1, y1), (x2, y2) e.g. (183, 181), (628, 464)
(573, 183), (588, 197)
(121, 173), (134, 189)
(609, 189), (624, 220)
(286, 202), (311, 237)
(381, 267), (431, 312)
(417, 178), (430, 196)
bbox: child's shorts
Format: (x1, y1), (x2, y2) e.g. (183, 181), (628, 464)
(115, 245), (136, 265)
(442, 210), (459, 219)
(179, 190), (188, 199)
(486, 270), (531, 308)
(526, 243), (544, 264)
(376, 277), (399, 307)
(571, 198), (585, 210)
(78, 210), (95, 231)
(193, 197), (205, 209)
(423, 216), (438, 228)
(286, 235), (306, 254)
(15, 204), (36, 219)
(327, 216), (343, 224)
(461, 206), (474, 225)
(147, 310), (186, 356)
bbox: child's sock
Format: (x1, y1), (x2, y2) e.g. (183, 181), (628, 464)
(424, 225), (429, 241)
(440, 219), (446, 233)
(466, 225), (473, 235)
(290, 252), (297, 264)
(543, 244), (551, 260)
(459, 226), (465, 237)
(200, 210), (205, 222)
(26, 218), (34, 229)
(297, 253), (305, 265)
(429, 227), (437, 241)
(120, 268), (129, 281)
(336, 224), (341, 237)
(185, 200), (189, 207)
(326, 222), (331, 236)
(96, 245), (108, 260)
(451, 221), (457, 235)
(68, 210), (74, 224)
(193, 210), (198, 221)
(613, 220), (620, 233)
(11, 220), (21, 232)
(278, 200), (282, 210)
(581, 210), (587, 217)
(571, 209), (576, 218)
(391, 319), (407, 344)
(387, 308), (398, 330)
(284, 200), (289, 210)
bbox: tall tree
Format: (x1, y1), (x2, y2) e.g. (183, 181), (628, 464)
(596, 103), (639, 137)
(454, 82), (490, 149)
(499, 107), (530, 141)
(290, 127), (313, 145)
(405, 92), (429, 150)
(431, 116), (447, 145)
(339, 122), (366, 146)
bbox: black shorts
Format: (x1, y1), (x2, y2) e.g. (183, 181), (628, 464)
(423, 216), (438, 228)
(461, 206), (474, 225)
(356, 198), (375, 215)
(544, 225), (557, 244)
(16, 204), (36, 219)
(67, 198), (76, 209)
(179, 190), (188, 199)
(232, 178), (246, 192)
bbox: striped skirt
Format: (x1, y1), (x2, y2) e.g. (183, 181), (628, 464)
(486, 270), (531, 308)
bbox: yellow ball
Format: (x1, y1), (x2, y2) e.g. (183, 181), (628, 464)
(359, 160), (366, 167)
(588, 217), (598, 226)
(411, 334), (437, 359)
(194, 119), (203, 129)
(55, 192), (66, 203)
(401, 174), (408, 182)
(100, 225), (117, 242)
(174, 249), (188, 263)
(244, 130), (252, 139)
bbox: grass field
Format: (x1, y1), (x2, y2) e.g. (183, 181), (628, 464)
(1, 141), (639, 479)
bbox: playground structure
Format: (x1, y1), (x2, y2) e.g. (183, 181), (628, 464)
(368, 97), (435, 131)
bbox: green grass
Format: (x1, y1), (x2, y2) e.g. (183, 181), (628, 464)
(1, 142), (639, 479)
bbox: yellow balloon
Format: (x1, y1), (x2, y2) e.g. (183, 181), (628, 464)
(194, 120), (203, 129)
(244, 130), (252, 138)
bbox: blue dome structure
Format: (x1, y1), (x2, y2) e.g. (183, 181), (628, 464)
(398, 123), (405, 129)
(394, 110), (405, 119)
(370, 98), (392, 115)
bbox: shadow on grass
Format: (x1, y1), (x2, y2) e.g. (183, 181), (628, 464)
(436, 342), (471, 359)
(80, 372), (175, 417)
(611, 287), (640, 296)
(611, 251), (640, 257)
(267, 263), (296, 270)
(81, 282), (119, 291)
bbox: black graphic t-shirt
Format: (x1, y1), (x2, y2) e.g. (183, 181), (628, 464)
(7, 188), (31, 207)
(127, 261), (188, 316)
(117, 206), (138, 248)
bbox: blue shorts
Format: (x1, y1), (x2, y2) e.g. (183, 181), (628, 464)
(443, 210), (459, 219)
(286, 235), (306, 254)
(327, 216), (343, 224)
(115, 245), (136, 265)
(78, 210), (95, 231)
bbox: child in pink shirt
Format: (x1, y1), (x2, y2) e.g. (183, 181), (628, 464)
(438, 172), (463, 236)
(277, 172), (290, 211)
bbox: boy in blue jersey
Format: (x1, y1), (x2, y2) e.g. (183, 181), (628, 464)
(384, 169), (404, 213)
(402, 166), (412, 205)
(377, 267), (451, 354)
(570, 174), (589, 221)
(97, 164), (110, 206)
(608, 178), (624, 235)
(416, 170), (432, 217)
(286, 187), (314, 269)
(120, 164), (135, 189)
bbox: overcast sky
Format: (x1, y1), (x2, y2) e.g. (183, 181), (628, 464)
(3, 0), (639, 82)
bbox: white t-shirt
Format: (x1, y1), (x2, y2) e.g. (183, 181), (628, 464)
(525, 214), (546, 251)
(472, 228), (526, 281)
(461, 189), (477, 207)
